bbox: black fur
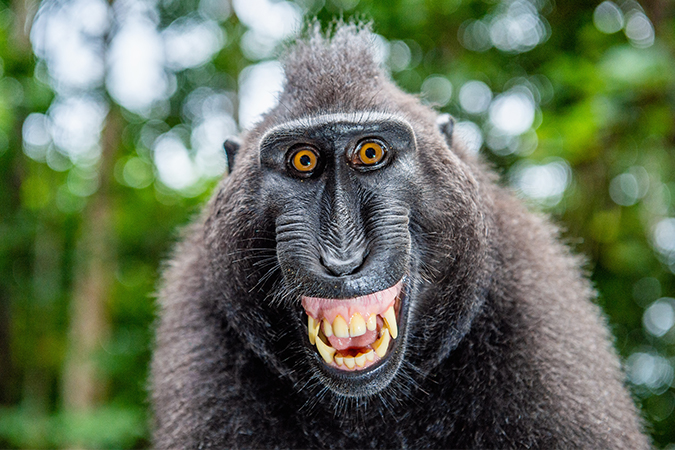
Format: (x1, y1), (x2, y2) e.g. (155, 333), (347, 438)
(151, 24), (648, 448)
(223, 136), (241, 172)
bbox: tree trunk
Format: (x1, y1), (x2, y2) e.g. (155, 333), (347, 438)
(62, 106), (120, 411)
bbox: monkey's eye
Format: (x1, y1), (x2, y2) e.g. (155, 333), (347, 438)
(352, 139), (387, 168)
(288, 146), (319, 175)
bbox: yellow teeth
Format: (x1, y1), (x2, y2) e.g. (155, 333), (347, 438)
(349, 313), (366, 337)
(382, 306), (398, 339)
(305, 296), (401, 368)
(332, 315), (349, 338)
(315, 335), (336, 364)
(335, 351), (373, 368)
(366, 313), (377, 331)
(322, 319), (333, 337)
(373, 328), (391, 358)
(308, 316), (320, 345)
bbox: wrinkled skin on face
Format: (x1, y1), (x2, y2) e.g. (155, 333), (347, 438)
(205, 107), (490, 397)
(152, 24), (648, 449)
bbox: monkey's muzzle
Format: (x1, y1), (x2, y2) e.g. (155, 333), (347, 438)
(301, 281), (401, 371)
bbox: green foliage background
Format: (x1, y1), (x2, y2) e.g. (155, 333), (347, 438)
(0, 0), (674, 447)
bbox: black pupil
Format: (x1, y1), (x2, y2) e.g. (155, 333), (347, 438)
(365, 147), (377, 160)
(299, 154), (312, 167)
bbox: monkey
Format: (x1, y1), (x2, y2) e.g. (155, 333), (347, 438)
(151, 23), (649, 448)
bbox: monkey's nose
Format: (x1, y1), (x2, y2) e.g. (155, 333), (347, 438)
(320, 250), (366, 277)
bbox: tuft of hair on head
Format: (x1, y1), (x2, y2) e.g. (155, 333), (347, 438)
(277, 20), (389, 115)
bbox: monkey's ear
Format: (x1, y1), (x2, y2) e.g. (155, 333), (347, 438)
(436, 114), (455, 148)
(223, 137), (241, 172)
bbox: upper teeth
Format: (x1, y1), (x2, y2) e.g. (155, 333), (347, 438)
(350, 312), (366, 337)
(321, 313), (375, 339)
(366, 313), (376, 331)
(332, 315), (349, 338)
(307, 316), (320, 345)
(322, 319), (333, 337)
(382, 305), (398, 339)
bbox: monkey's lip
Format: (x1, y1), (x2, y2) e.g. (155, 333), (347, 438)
(302, 281), (402, 371)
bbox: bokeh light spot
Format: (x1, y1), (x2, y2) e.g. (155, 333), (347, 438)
(162, 15), (225, 71)
(421, 75), (452, 106)
(653, 218), (675, 262)
(107, 16), (168, 115)
(459, 80), (492, 115)
(232, 0), (301, 41)
(627, 352), (674, 393)
(510, 158), (571, 206)
(22, 113), (52, 162)
(67, 166), (100, 197)
(610, 173), (640, 206)
(488, 1), (549, 54)
(643, 298), (675, 338)
(593, 1), (624, 34)
(458, 20), (491, 52)
(454, 121), (484, 155)
(238, 61), (284, 129)
(123, 157), (154, 189)
(625, 12), (655, 48)
(489, 87), (536, 136)
(388, 40), (411, 72)
(153, 131), (198, 191)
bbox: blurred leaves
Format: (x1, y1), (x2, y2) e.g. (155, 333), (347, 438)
(0, 406), (146, 449)
(0, 0), (674, 448)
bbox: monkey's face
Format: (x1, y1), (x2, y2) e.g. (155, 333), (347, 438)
(253, 110), (449, 398)
(210, 110), (488, 400)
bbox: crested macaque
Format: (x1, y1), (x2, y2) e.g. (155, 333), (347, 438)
(151, 24), (648, 448)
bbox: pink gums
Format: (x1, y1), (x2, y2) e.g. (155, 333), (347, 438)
(301, 281), (402, 326)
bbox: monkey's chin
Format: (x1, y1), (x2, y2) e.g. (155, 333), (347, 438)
(301, 278), (409, 397)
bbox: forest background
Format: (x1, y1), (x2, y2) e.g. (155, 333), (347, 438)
(0, 0), (674, 447)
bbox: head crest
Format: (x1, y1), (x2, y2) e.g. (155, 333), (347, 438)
(276, 22), (389, 117)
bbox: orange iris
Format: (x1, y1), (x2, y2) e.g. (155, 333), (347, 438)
(357, 141), (385, 165)
(292, 148), (318, 172)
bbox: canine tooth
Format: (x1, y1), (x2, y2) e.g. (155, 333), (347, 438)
(355, 353), (366, 367)
(322, 319), (333, 337)
(332, 315), (349, 338)
(365, 350), (374, 361)
(315, 335), (336, 364)
(382, 306), (398, 339)
(344, 356), (355, 369)
(335, 355), (343, 366)
(366, 314), (377, 331)
(350, 313), (366, 337)
(308, 316), (320, 345)
(373, 328), (391, 358)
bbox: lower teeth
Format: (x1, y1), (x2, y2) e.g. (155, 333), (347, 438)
(315, 332), (336, 364)
(372, 328), (391, 358)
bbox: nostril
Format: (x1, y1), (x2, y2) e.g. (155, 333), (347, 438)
(320, 251), (366, 277)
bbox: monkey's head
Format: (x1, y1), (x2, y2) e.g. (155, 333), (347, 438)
(205, 24), (491, 405)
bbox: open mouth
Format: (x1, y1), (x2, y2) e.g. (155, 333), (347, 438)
(301, 280), (402, 371)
